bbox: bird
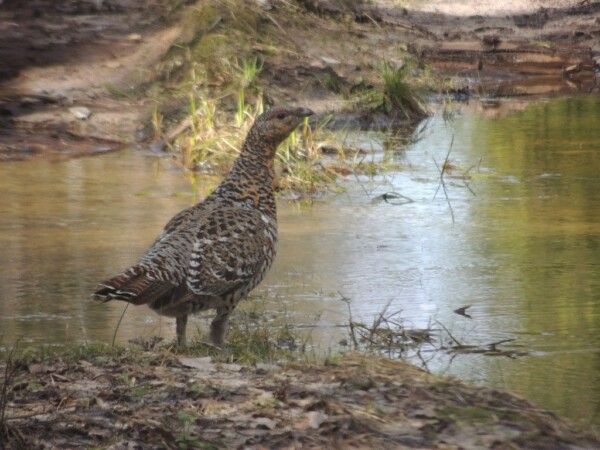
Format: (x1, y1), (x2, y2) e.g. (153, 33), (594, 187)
(93, 106), (314, 347)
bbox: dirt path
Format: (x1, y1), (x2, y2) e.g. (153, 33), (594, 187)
(0, 0), (182, 161)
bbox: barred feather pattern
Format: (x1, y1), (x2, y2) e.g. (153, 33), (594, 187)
(93, 106), (313, 344)
(93, 111), (307, 303)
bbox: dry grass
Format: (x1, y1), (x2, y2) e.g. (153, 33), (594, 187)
(0, 342), (25, 448)
(352, 59), (429, 120)
(148, 0), (433, 196)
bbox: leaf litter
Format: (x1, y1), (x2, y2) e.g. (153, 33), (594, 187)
(1, 349), (598, 449)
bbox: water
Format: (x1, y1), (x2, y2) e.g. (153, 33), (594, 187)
(1, 96), (599, 425)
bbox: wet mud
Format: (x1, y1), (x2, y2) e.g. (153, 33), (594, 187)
(0, 0), (598, 157)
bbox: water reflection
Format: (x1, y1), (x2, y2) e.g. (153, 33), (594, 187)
(0, 96), (599, 424)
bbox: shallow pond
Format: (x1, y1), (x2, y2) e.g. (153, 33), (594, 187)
(1, 96), (599, 425)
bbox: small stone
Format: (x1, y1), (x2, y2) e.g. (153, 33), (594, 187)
(28, 363), (50, 374)
(255, 363), (279, 373)
(320, 56), (341, 65)
(254, 0), (273, 10)
(106, 60), (121, 69)
(306, 411), (328, 429)
(253, 417), (276, 430)
(179, 356), (214, 374)
(127, 33), (143, 42)
(69, 106), (91, 120)
(221, 363), (243, 372)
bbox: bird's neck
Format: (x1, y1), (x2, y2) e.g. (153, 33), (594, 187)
(230, 149), (275, 184)
(241, 127), (278, 160)
(212, 142), (277, 217)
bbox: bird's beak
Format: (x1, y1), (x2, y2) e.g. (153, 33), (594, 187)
(294, 107), (314, 118)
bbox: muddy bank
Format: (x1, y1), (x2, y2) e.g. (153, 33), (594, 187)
(0, 0), (181, 161)
(2, 348), (598, 449)
(1, 0), (598, 161)
(307, 0), (599, 96)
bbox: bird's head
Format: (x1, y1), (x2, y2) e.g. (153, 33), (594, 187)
(244, 106), (314, 158)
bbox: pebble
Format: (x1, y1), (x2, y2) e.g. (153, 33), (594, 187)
(320, 56), (341, 66)
(69, 106), (91, 120)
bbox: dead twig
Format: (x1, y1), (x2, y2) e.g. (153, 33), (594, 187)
(149, 108), (204, 153)
(372, 191), (414, 205)
(1, 341), (22, 448)
(433, 134), (455, 224)
(338, 292), (359, 349)
(453, 305), (472, 319)
(487, 339), (515, 351)
(434, 319), (463, 347)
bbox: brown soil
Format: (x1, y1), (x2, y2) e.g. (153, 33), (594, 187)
(0, 0), (598, 159)
(0, 0), (182, 161)
(382, 0), (600, 96)
(2, 351), (598, 449)
(304, 0), (598, 96)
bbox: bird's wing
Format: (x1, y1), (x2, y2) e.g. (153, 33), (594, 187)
(93, 206), (198, 304)
(186, 207), (276, 297)
(93, 206), (275, 305)
(162, 206), (195, 234)
(135, 206), (202, 285)
(93, 267), (176, 305)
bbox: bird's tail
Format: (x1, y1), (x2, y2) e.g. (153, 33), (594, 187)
(92, 266), (166, 305)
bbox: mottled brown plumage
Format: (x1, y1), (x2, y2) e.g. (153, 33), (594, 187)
(93, 106), (314, 346)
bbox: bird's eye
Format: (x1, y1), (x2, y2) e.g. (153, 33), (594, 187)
(276, 112), (286, 120)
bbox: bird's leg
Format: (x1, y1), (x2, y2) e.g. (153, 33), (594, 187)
(210, 306), (231, 347)
(176, 314), (188, 348)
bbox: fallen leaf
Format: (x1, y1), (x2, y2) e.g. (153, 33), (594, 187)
(221, 363), (243, 372)
(253, 417), (277, 430)
(296, 411), (328, 430)
(28, 363), (50, 374)
(179, 357), (214, 372)
(93, 396), (111, 410)
(69, 106), (91, 120)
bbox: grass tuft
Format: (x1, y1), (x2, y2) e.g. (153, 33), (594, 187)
(186, 309), (307, 365)
(380, 61), (427, 118)
(151, 1), (432, 196)
(352, 60), (429, 121)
